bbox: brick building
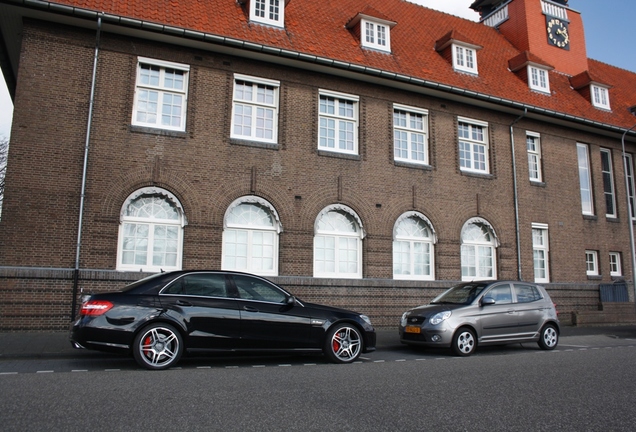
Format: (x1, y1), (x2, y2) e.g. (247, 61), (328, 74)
(0, 0), (635, 329)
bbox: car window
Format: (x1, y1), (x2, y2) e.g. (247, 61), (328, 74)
(432, 282), (489, 305)
(162, 274), (229, 298)
(513, 283), (543, 303)
(484, 285), (512, 304)
(233, 275), (287, 303)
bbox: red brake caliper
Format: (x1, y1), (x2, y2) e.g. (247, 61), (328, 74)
(332, 332), (341, 352)
(143, 336), (152, 358)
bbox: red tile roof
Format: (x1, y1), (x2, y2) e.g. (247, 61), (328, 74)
(47, 0), (636, 130)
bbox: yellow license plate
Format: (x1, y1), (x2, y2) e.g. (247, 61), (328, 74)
(405, 326), (421, 334)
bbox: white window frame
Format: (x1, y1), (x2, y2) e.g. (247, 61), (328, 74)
(625, 153), (636, 220)
(249, 0), (285, 28)
(586, 250), (599, 276)
(231, 74), (280, 144)
(116, 188), (186, 273)
(600, 149), (617, 218)
(458, 117), (489, 174)
(609, 252), (622, 277)
(461, 218), (498, 281)
(528, 65), (550, 94)
(393, 104), (429, 165)
(221, 196), (281, 277)
(132, 57), (190, 131)
(532, 223), (550, 283)
(361, 18), (391, 53)
(393, 212), (437, 281)
(527, 132), (542, 182)
(318, 90), (359, 155)
(452, 44), (478, 74)
(313, 205), (364, 279)
(591, 84), (611, 110)
(577, 143), (594, 216)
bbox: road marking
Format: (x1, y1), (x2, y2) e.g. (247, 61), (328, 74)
(36, 370), (54, 373)
(71, 370), (88, 372)
(0, 372), (18, 375)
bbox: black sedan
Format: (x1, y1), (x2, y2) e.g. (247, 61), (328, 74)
(70, 270), (376, 369)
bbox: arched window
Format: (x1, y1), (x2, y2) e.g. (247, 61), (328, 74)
(461, 218), (498, 281)
(393, 212), (436, 280)
(117, 188), (186, 272)
(222, 196), (281, 276)
(314, 205), (364, 278)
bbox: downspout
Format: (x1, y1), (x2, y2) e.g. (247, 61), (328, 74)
(71, 13), (102, 321)
(510, 108), (527, 281)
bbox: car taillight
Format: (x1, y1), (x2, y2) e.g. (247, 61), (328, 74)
(80, 300), (114, 316)
(553, 303), (559, 316)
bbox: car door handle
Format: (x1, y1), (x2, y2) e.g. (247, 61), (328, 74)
(507, 309), (515, 314)
(176, 300), (193, 306)
(243, 306), (259, 313)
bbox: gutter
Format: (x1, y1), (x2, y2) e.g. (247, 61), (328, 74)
(71, 12), (101, 321)
(3, 0), (636, 138)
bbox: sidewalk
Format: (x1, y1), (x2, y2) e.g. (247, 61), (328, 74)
(1, 325), (635, 359)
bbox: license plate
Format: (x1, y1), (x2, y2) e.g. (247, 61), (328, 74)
(405, 326), (421, 334)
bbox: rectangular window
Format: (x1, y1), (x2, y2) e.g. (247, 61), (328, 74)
(577, 143), (594, 215)
(361, 19), (390, 52)
(625, 154), (636, 220)
(527, 132), (542, 182)
(458, 117), (489, 174)
(132, 57), (190, 131)
(393, 104), (429, 165)
(453, 45), (478, 74)
(231, 74), (280, 144)
(250, 0), (284, 28)
(591, 85), (610, 110)
(528, 66), (550, 93)
(609, 252), (622, 277)
(532, 224), (550, 283)
(318, 90), (359, 155)
(600, 149), (616, 218)
(586, 250), (599, 276)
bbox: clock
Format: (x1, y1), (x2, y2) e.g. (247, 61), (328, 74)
(546, 17), (570, 50)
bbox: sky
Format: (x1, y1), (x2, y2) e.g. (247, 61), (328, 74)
(0, 0), (634, 139)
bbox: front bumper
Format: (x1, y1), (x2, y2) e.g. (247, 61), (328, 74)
(399, 323), (454, 348)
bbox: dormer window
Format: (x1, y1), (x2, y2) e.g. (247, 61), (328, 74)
(591, 84), (611, 110)
(453, 44), (478, 74)
(435, 31), (482, 76)
(362, 19), (390, 52)
(528, 65), (550, 93)
(250, 0), (285, 28)
(347, 8), (396, 54)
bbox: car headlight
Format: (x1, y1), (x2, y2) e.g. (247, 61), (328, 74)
(360, 314), (373, 326)
(429, 311), (451, 325)
(400, 312), (408, 327)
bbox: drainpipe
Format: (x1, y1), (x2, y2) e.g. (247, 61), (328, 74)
(621, 114), (636, 301)
(510, 108), (527, 281)
(71, 14), (102, 321)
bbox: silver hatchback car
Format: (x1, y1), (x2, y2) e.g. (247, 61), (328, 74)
(399, 281), (560, 356)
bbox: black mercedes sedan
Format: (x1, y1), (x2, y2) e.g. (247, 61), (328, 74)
(70, 270), (376, 370)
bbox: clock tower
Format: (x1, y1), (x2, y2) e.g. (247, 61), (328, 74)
(470, 0), (589, 76)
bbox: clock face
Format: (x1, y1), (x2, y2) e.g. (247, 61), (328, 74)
(547, 18), (570, 50)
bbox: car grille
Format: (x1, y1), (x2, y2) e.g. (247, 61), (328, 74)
(406, 316), (426, 325)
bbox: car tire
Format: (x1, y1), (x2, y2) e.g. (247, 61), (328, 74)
(324, 323), (363, 363)
(133, 323), (184, 370)
(452, 327), (477, 356)
(538, 323), (559, 350)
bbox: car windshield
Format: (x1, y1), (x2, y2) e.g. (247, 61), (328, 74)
(431, 282), (489, 305)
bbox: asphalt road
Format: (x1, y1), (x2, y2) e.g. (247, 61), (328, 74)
(1, 332), (635, 431)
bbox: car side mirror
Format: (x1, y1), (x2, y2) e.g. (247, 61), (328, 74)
(286, 296), (296, 307)
(482, 296), (496, 306)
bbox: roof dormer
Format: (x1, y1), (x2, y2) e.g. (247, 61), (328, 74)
(347, 7), (396, 53)
(241, 0), (289, 28)
(508, 51), (554, 94)
(435, 30), (483, 75)
(570, 71), (612, 111)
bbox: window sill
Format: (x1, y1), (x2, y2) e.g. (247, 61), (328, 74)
(582, 214), (598, 221)
(130, 125), (187, 138)
(606, 217), (620, 223)
(317, 150), (361, 161)
(460, 170), (494, 180)
(530, 180), (546, 188)
(230, 138), (279, 150)
(587, 275), (602, 281)
(394, 160), (433, 171)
